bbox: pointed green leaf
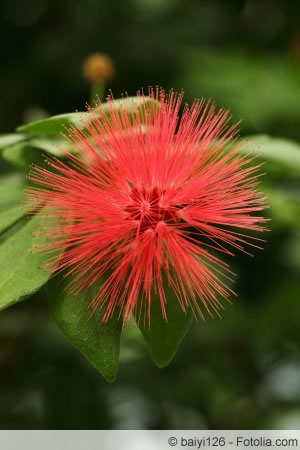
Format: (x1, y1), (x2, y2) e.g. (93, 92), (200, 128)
(244, 135), (300, 174)
(0, 133), (27, 150)
(0, 217), (51, 311)
(47, 277), (123, 382)
(17, 112), (90, 136)
(17, 96), (160, 136)
(1, 138), (73, 168)
(1, 144), (45, 169)
(138, 287), (193, 368)
(0, 184), (25, 234)
(29, 136), (71, 156)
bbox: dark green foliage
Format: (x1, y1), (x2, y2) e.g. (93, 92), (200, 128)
(0, 216), (52, 311)
(1, 0), (300, 429)
(47, 277), (123, 382)
(138, 288), (193, 368)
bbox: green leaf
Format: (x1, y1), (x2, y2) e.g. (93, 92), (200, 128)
(0, 216), (51, 311)
(0, 133), (27, 150)
(0, 184), (25, 234)
(17, 96), (160, 136)
(244, 135), (300, 174)
(17, 112), (90, 136)
(1, 137), (73, 168)
(47, 277), (123, 382)
(29, 136), (71, 156)
(0, 173), (25, 185)
(263, 183), (300, 229)
(138, 287), (193, 367)
(99, 95), (160, 119)
(1, 144), (45, 169)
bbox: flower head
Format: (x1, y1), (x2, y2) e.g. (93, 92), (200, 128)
(27, 89), (267, 323)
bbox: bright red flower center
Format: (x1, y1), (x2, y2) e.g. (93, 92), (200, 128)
(26, 89), (268, 323)
(126, 187), (179, 233)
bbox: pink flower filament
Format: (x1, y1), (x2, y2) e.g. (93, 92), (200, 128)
(26, 89), (268, 324)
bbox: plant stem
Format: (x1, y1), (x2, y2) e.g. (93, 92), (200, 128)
(90, 81), (105, 104)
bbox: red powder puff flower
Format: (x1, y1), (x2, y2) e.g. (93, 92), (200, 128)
(26, 89), (267, 323)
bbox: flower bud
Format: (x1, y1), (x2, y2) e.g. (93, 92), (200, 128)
(82, 53), (115, 83)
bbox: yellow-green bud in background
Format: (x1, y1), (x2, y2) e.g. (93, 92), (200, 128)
(82, 53), (116, 103)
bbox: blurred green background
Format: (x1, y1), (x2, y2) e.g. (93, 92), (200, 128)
(1, 0), (300, 430)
